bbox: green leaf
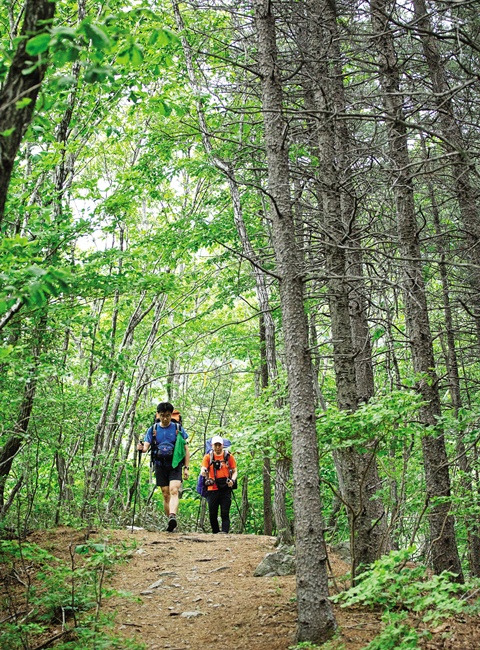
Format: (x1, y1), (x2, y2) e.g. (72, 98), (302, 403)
(84, 65), (114, 83)
(130, 45), (143, 67)
(372, 327), (385, 342)
(50, 26), (76, 41)
(155, 99), (172, 117)
(15, 97), (32, 109)
(75, 543), (106, 554)
(0, 345), (13, 360)
(155, 27), (180, 47)
(0, 128), (15, 137)
(25, 33), (51, 55)
(83, 23), (111, 50)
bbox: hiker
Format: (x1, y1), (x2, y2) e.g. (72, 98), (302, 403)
(137, 402), (189, 532)
(201, 435), (237, 534)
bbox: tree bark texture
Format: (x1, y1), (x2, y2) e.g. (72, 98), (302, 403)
(273, 455), (293, 545)
(253, 0), (336, 642)
(260, 315), (274, 536)
(371, 0), (463, 580)
(303, 0), (388, 571)
(412, 0), (480, 347)
(422, 142), (480, 577)
(0, 0), (55, 222)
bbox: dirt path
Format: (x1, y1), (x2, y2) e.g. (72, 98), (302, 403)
(105, 529), (299, 650)
(17, 527), (480, 650)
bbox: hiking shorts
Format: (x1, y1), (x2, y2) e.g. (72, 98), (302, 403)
(155, 461), (182, 487)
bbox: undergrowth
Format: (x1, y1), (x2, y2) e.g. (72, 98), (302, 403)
(0, 537), (143, 649)
(332, 547), (480, 649)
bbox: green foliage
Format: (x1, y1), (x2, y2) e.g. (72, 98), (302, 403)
(290, 641), (346, 650)
(333, 548), (480, 648)
(0, 538), (139, 649)
(364, 612), (422, 650)
(317, 391), (425, 452)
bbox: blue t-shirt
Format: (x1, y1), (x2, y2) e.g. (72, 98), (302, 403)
(145, 422), (188, 450)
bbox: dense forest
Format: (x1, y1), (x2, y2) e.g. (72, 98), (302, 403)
(1, 0), (480, 646)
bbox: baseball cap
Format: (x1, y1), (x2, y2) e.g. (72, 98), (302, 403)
(211, 435), (224, 445)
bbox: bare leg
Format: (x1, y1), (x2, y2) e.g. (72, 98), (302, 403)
(168, 480), (181, 515)
(161, 486), (170, 516)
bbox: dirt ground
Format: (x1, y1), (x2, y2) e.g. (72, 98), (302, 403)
(4, 526), (480, 649)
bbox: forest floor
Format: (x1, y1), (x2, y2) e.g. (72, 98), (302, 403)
(4, 526), (480, 649)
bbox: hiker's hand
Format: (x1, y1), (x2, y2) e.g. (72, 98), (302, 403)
(137, 442), (144, 451)
(227, 479), (233, 487)
(183, 467), (189, 478)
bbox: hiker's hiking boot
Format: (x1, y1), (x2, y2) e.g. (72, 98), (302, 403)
(167, 515), (177, 532)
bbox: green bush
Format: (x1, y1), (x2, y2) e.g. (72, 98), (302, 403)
(332, 548), (480, 649)
(0, 538), (142, 650)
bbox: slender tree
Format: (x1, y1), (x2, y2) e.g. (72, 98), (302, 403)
(252, 0), (336, 641)
(370, 0), (463, 579)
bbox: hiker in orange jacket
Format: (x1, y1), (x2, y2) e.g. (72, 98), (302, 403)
(201, 435), (237, 534)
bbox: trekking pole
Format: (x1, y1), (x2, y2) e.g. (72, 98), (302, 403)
(131, 442), (144, 532)
(231, 489), (246, 533)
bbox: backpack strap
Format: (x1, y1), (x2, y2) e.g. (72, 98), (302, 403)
(152, 422), (180, 453)
(208, 449), (231, 481)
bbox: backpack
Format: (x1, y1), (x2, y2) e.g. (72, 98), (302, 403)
(205, 436), (231, 454)
(196, 443), (237, 497)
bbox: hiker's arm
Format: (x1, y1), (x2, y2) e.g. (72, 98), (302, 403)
(137, 441), (150, 453)
(183, 444), (190, 478)
(228, 459), (237, 486)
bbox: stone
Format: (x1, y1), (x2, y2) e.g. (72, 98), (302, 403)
(253, 546), (296, 577)
(331, 541), (351, 563)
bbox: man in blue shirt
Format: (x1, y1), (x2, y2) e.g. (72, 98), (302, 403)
(138, 402), (189, 532)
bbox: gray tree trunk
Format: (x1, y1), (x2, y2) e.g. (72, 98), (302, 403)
(252, 0), (336, 642)
(172, 0), (288, 541)
(273, 455), (293, 544)
(260, 315), (274, 536)
(302, 0), (388, 572)
(371, 0), (463, 580)
(422, 141), (480, 577)
(412, 0), (480, 346)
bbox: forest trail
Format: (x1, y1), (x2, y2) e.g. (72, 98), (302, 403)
(18, 527), (480, 650)
(105, 528), (301, 650)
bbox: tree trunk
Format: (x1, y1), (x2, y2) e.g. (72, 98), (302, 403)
(302, 0), (388, 572)
(370, 0), (463, 580)
(0, 0), (56, 222)
(412, 0), (480, 346)
(82, 294), (155, 517)
(273, 455), (293, 544)
(105, 296), (167, 511)
(0, 316), (46, 509)
(422, 140), (480, 577)
(260, 315), (274, 536)
(240, 475), (249, 534)
(253, 0), (336, 642)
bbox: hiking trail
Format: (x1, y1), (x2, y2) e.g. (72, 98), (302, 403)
(21, 528), (480, 649)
